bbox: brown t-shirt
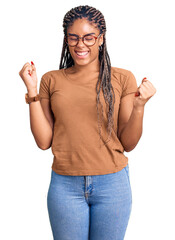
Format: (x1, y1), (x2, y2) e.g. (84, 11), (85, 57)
(39, 66), (138, 176)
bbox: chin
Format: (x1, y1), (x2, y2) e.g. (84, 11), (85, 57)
(73, 59), (90, 66)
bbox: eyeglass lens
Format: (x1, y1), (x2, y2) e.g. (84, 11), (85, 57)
(67, 35), (96, 46)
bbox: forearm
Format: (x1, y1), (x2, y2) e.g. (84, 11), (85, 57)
(28, 89), (53, 150)
(120, 106), (144, 152)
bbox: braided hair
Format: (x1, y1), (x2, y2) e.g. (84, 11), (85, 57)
(59, 5), (115, 146)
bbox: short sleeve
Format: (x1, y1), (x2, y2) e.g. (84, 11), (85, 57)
(39, 75), (50, 99)
(121, 71), (138, 98)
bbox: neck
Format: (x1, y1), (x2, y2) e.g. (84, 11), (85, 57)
(72, 60), (100, 74)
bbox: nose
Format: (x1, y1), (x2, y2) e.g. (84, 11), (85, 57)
(76, 37), (85, 47)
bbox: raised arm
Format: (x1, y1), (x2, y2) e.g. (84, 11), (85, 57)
(117, 77), (156, 152)
(19, 62), (54, 150)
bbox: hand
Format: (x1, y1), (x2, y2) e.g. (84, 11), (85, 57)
(19, 61), (38, 91)
(134, 77), (156, 109)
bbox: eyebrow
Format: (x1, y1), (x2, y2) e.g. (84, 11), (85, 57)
(68, 33), (96, 37)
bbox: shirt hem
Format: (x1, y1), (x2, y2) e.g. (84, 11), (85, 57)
(51, 163), (128, 176)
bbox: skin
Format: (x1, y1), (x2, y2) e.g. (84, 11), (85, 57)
(64, 18), (103, 79)
(118, 78), (156, 151)
(19, 62), (53, 149)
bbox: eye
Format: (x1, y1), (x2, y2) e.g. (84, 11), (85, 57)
(84, 36), (94, 41)
(69, 37), (78, 41)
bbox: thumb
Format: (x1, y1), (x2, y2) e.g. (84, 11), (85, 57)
(142, 77), (147, 83)
(31, 61), (36, 73)
(135, 90), (140, 97)
(135, 77), (147, 97)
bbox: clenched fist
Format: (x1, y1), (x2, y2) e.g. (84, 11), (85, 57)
(134, 77), (156, 109)
(19, 61), (38, 91)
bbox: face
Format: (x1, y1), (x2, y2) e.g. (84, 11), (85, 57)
(66, 18), (103, 67)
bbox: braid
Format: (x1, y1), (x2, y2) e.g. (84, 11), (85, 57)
(60, 5), (115, 146)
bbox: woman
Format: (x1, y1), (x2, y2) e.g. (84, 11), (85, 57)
(19, 5), (156, 240)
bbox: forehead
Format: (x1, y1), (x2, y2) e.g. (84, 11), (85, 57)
(67, 18), (99, 35)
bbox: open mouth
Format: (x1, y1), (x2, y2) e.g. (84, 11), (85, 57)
(75, 51), (89, 58)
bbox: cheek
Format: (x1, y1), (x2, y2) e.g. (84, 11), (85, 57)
(68, 48), (76, 59)
(91, 46), (99, 57)
(68, 47), (74, 55)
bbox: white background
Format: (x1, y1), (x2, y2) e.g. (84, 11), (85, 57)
(1, 0), (175, 239)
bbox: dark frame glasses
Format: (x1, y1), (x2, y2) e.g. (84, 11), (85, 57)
(65, 33), (102, 47)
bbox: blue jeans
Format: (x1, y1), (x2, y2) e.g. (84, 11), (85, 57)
(47, 164), (132, 240)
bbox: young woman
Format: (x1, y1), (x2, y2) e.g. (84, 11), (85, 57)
(19, 5), (156, 240)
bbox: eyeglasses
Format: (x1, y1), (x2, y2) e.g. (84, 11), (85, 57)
(65, 33), (102, 47)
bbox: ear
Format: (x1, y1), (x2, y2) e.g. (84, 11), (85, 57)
(99, 34), (104, 47)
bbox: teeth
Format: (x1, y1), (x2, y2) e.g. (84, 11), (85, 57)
(76, 51), (88, 56)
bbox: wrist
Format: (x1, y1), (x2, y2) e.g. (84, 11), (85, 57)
(133, 105), (145, 113)
(27, 88), (38, 97)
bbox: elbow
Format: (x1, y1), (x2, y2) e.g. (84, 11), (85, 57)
(124, 143), (137, 152)
(40, 145), (51, 150)
(124, 147), (135, 152)
(37, 141), (52, 150)
(36, 134), (53, 150)
(121, 135), (142, 152)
